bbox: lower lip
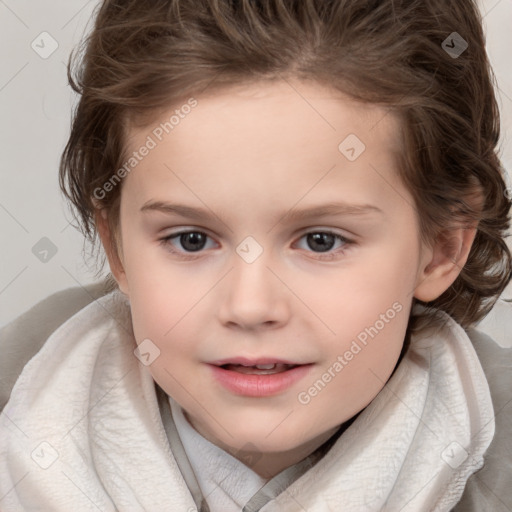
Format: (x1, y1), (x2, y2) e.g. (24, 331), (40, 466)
(208, 364), (313, 397)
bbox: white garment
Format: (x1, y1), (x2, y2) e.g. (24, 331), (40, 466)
(0, 289), (495, 511)
(169, 396), (268, 511)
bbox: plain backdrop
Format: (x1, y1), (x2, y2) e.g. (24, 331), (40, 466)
(1, 0), (511, 345)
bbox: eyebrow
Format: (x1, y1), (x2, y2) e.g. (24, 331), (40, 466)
(140, 200), (383, 224)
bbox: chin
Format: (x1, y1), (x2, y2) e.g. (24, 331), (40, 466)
(227, 424), (319, 455)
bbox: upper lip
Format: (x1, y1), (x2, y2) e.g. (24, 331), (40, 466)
(209, 357), (307, 366)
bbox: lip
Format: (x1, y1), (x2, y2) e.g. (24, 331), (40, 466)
(209, 356), (304, 366)
(208, 363), (314, 397)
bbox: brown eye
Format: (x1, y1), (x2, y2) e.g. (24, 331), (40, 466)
(305, 232), (337, 253)
(294, 230), (353, 261)
(177, 232), (208, 252)
(160, 230), (215, 256)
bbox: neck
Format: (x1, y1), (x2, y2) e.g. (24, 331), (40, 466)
(184, 411), (351, 479)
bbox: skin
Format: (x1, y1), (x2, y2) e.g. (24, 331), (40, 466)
(96, 79), (477, 478)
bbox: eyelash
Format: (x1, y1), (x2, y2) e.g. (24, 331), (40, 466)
(158, 229), (354, 261)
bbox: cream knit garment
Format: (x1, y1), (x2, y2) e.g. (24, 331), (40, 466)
(0, 290), (495, 511)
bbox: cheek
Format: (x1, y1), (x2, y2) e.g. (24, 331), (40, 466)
(306, 305), (409, 424)
(305, 249), (413, 403)
(123, 242), (198, 328)
(332, 301), (408, 372)
(316, 255), (414, 340)
(128, 279), (203, 401)
(125, 256), (214, 360)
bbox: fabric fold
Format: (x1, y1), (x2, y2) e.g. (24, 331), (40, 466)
(0, 291), (495, 512)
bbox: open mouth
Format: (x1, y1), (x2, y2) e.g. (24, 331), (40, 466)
(219, 363), (299, 375)
(209, 360), (313, 397)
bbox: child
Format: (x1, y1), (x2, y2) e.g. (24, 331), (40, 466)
(1, 0), (511, 510)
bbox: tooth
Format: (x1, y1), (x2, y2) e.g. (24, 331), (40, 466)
(255, 363), (276, 370)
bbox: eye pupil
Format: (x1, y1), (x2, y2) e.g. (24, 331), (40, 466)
(168, 230), (346, 257)
(181, 232), (207, 252)
(307, 233), (335, 253)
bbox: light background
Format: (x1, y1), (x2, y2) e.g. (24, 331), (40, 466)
(1, 0), (511, 345)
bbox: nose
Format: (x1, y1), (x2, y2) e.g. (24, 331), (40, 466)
(217, 250), (290, 331)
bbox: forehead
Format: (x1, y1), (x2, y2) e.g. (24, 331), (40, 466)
(126, 78), (402, 155)
(121, 79), (407, 220)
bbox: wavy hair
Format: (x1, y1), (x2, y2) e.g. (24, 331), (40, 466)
(59, 0), (512, 328)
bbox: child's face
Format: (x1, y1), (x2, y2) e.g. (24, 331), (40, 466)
(109, 79), (436, 475)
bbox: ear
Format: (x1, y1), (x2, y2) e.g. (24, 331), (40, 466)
(413, 224), (477, 302)
(95, 209), (130, 295)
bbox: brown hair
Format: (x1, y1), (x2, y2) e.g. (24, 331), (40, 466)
(59, 0), (511, 329)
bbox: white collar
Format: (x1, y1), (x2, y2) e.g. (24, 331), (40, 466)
(0, 291), (495, 512)
(169, 396), (268, 511)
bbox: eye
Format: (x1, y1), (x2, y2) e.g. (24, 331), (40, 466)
(159, 230), (216, 258)
(294, 231), (353, 260)
(159, 229), (354, 260)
